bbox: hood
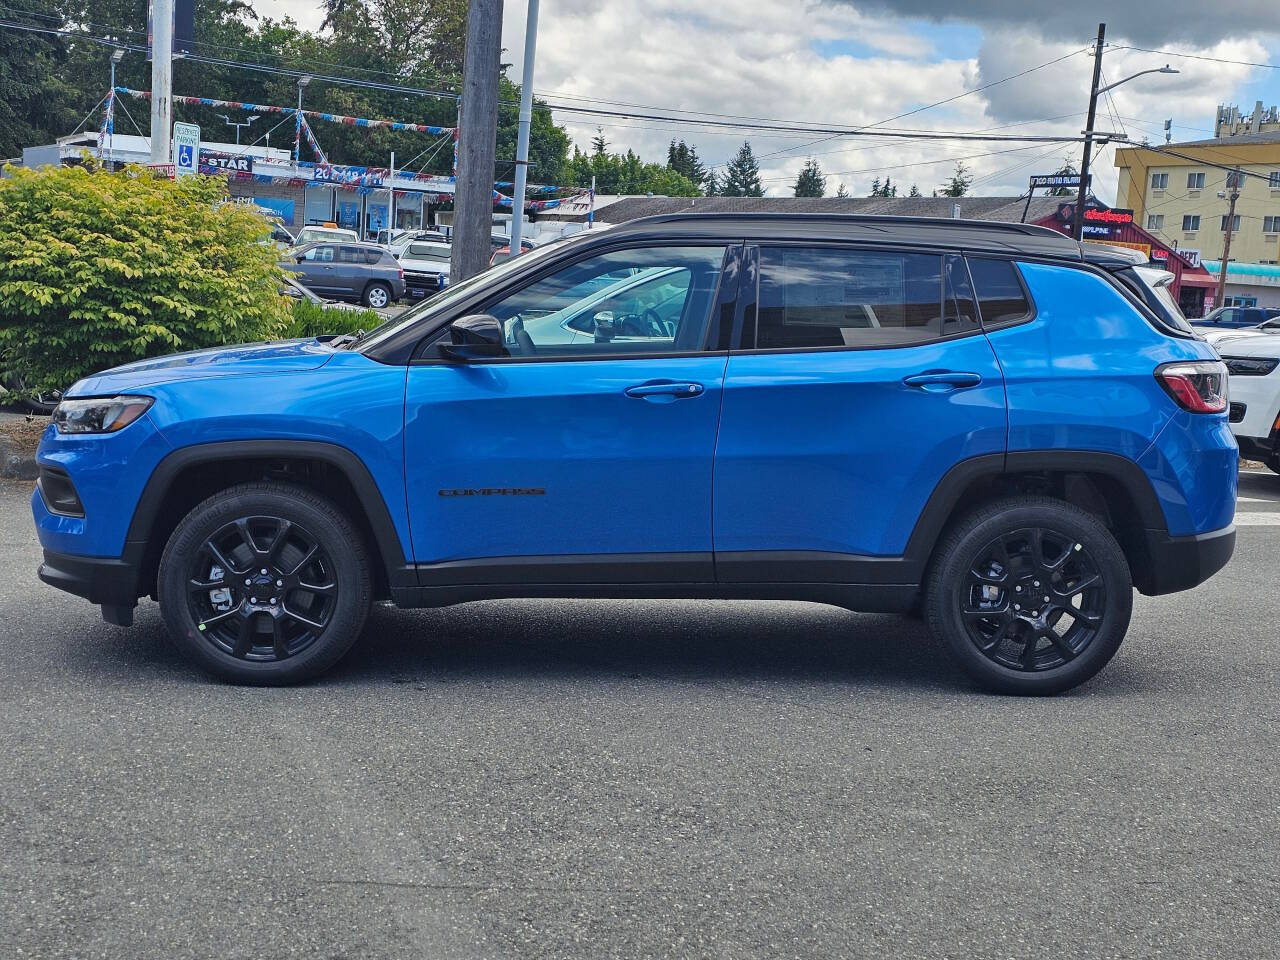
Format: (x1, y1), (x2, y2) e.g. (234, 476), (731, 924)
(68, 339), (335, 395)
(1213, 332), (1280, 358)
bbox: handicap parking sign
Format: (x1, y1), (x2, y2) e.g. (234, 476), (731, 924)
(173, 122), (200, 178)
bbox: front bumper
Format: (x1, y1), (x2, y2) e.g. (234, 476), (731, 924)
(1134, 524), (1236, 596)
(38, 547), (143, 625)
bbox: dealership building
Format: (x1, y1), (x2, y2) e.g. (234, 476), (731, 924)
(21, 132), (459, 239)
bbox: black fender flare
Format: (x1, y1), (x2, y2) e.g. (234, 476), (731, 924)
(125, 439), (414, 588)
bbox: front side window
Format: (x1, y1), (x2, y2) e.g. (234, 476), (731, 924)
(481, 245), (727, 358)
(302, 245), (334, 263)
(967, 258), (1033, 328)
(754, 248), (946, 350)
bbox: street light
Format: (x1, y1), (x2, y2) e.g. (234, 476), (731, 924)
(219, 112), (258, 146)
(108, 50), (125, 167)
(295, 75), (312, 167)
(1073, 23), (1181, 241)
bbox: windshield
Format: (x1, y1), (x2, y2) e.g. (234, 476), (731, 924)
(351, 237), (576, 352)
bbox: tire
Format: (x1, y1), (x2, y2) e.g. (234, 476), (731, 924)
(363, 282), (392, 309)
(3, 376), (61, 414)
(158, 481), (372, 685)
(924, 495), (1133, 696)
(1267, 455), (1280, 477)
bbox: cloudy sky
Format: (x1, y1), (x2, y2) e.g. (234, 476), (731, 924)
(257, 0), (1280, 202)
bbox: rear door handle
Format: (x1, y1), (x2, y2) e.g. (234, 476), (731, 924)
(902, 371), (983, 390)
(625, 381), (704, 400)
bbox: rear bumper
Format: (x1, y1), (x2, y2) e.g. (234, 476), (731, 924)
(1134, 524), (1236, 596)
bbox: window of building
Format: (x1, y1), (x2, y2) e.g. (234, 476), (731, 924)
(1221, 214), (1242, 232)
(1147, 214), (1165, 230)
(1187, 172), (1205, 189)
(1264, 216), (1280, 233)
(967, 258), (1033, 328)
(1270, 171), (1280, 188)
(755, 248), (947, 349)
(1182, 215), (1200, 231)
(1151, 172), (1169, 189)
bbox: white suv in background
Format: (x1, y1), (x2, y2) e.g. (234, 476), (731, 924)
(1216, 330), (1280, 472)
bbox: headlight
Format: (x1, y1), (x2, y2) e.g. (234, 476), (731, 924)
(52, 396), (154, 434)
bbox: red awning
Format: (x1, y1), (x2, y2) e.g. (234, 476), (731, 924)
(1180, 272), (1218, 288)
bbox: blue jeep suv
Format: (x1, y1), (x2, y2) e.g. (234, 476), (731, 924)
(32, 214), (1237, 694)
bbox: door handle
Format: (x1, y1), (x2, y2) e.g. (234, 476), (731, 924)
(625, 381), (704, 400)
(902, 371), (983, 390)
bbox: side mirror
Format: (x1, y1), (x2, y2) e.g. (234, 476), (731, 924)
(439, 314), (509, 361)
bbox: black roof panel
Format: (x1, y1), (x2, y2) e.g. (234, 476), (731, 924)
(604, 212), (1083, 259)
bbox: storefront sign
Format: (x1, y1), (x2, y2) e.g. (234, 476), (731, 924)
(315, 164), (386, 188)
(253, 197), (295, 222)
(1030, 173), (1090, 190)
(1087, 238), (1152, 259)
(1082, 207), (1134, 225)
(1179, 248), (1202, 268)
(1082, 223), (1113, 238)
(200, 150), (253, 174)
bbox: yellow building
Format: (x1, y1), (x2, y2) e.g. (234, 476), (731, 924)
(1114, 125), (1280, 268)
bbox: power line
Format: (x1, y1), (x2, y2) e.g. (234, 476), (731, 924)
(1107, 44), (1278, 70)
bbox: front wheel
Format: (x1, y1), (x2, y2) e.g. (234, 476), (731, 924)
(158, 482), (372, 684)
(925, 496), (1133, 695)
(363, 282), (392, 309)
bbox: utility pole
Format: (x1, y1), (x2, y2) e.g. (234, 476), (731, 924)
(387, 150), (396, 245)
(509, 0), (540, 259)
(150, 0), (174, 163)
(108, 49), (124, 167)
(451, 0), (504, 284)
(1074, 22), (1106, 241)
(1215, 170), (1242, 308)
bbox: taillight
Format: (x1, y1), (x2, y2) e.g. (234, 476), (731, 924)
(1155, 361), (1228, 413)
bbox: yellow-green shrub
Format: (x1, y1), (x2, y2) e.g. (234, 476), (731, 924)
(0, 161), (291, 394)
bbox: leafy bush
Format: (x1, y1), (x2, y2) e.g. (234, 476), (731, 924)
(283, 299), (380, 340)
(0, 161), (292, 394)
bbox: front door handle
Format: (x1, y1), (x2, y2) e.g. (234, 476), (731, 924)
(625, 381), (704, 400)
(902, 371), (983, 390)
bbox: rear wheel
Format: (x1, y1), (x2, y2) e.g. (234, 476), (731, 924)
(158, 482), (371, 684)
(925, 496), (1132, 695)
(1266, 454), (1280, 476)
(363, 282), (392, 309)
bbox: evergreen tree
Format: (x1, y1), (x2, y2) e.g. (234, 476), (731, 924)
(667, 139), (708, 192)
(908, 183), (922, 197)
(869, 176), (882, 198)
(1048, 158), (1080, 195)
(721, 141), (763, 197)
(882, 176), (896, 198)
(792, 158), (826, 197)
(567, 144), (700, 197)
(705, 169), (720, 196)
(940, 161), (974, 198)
(835, 182), (850, 198)
(591, 128), (609, 155)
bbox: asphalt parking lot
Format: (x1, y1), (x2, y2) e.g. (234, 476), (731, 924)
(2, 472), (1278, 959)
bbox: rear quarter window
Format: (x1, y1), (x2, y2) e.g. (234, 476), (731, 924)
(967, 258), (1033, 328)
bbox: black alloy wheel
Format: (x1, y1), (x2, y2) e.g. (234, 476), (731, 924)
(961, 527), (1106, 672)
(925, 495), (1132, 696)
(159, 482), (371, 684)
(187, 516), (337, 663)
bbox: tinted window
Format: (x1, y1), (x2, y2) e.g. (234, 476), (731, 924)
(944, 254), (981, 337)
(481, 245), (727, 358)
(756, 248), (944, 349)
(968, 258), (1032, 327)
(337, 246), (367, 264)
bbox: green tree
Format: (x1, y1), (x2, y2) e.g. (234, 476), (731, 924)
(721, 141), (763, 197)
(0, 162), (292, 394)
(940, 161), (974, 197)
(1047, 158), (1080, 196)
(835, 182), (849, 198)
(792, 158), (825, 197)
(567, 145), (699, 197)
(869, 176), (881, 197)
(667, 139), (708, 192)
(0, 0), (80, 158)
(908, 183), (922, 197)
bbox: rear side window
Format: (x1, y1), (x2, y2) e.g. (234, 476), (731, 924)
(967, 258), (1033, 327)
(755, 248), (946, 349)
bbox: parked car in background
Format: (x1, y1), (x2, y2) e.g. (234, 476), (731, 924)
(282, 242), (405, 308)
(35, 214), (1236, 695)
(397, 240), (452, 297)
(389, 229), (450, 257)
(1193, 305), (1280, 331)
(1202, 313), (1280, 347)
(1217, 332), (1280, 473)
(269, 224), (295, 250)
(293, 225), (360, 247)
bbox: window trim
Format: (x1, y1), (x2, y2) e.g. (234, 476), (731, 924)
(735, 241), (995, 355)
(408, 240), (738, 365)
(964, 255), (1037, 331)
